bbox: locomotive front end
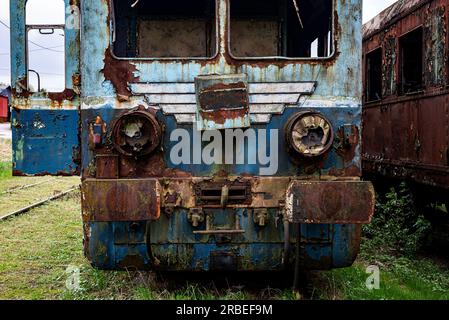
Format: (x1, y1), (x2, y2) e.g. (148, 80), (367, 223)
(9, 0), (374, 272)
(79, 0), (374, 271)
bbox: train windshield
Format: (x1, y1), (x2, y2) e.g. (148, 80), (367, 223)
(112, 0), (217, 58)
(230, 0), (333, 58)
(112, 0), (333, 59)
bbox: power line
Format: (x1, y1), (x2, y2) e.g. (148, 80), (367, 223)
(0, 45), (64, 55)
(0, 19), (64, 53)
(0, 19), (10, 29)
(28, 43), (64, 53)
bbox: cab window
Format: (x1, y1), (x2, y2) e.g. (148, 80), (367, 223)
(112, 0), (217, 58)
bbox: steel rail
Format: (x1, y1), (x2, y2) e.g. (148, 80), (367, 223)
(0, 178), (57, 195)
(0, 186), (80, 221)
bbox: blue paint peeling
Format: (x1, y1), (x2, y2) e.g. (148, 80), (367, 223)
(10, 0), (80, 175)
(11, 0), (371, 271)
(12, 109), (79, 175)
(87, 217), (359, 271)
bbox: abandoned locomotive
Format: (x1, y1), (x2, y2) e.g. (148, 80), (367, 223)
(10, 0), (374, 271)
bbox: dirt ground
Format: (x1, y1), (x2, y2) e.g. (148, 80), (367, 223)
(0, 138), (11, 162)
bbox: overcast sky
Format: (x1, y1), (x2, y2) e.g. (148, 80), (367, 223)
(0, 0), (398, 87)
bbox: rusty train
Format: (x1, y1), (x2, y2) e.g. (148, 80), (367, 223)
(10, 0), (374, 272)
(363, 0), (449, 208)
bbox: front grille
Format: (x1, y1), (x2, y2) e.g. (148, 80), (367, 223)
(194, 181), (251, 206)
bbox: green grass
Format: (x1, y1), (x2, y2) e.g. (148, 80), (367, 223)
(0, 190), (286, 300)
(0, 192), (83, 299)
(0, 137), (447, 300)
(0, 190), (448, 300)
(0, 138), (12, 180)
(316, 256), (449, 300)
(0, 161), (11, 180)
(0, 137), (80, 218)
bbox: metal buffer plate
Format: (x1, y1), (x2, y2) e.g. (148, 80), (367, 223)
(195, 74), (250, 130)
(82, 179), (161, 222)
(286, 181), (375, 224)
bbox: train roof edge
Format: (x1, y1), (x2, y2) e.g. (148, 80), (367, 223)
(363, 0), (429, 40)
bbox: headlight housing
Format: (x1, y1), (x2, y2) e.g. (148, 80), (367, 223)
(112, 107), (162, 157)
(285, 111), (334, 157)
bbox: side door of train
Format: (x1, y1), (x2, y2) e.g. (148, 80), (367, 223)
(10, 0), (80, 176)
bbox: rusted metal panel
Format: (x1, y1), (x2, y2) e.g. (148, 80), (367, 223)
(286, 181), (375, 224)
(417, 95), (449, 165)
(95, 154), (119, 179)
(162, 176), (367, 211)
(195, 74), (250, 130)
(162, 177), (282, 210)
(82, 179), (161, 222)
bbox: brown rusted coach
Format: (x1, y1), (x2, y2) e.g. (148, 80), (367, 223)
(362, 0), (449, 205)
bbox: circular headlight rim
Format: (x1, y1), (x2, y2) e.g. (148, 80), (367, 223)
(112, 108), (162, 157)
(285, 111), (334, 158)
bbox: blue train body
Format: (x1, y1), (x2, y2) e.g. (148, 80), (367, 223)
(10, 0), (374, 271)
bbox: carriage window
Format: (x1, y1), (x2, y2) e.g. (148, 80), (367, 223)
(399, 27), (423, 94)
(112, 0), (217, 58)
(229, 0), (333, 58)
(26, 0), (65, 92)
(366, 48), (382, 102)
(27, 29), (65, 92)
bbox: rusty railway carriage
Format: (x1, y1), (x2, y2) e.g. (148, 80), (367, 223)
(363, 0), (449, 204)
(10, 0), (374, 271)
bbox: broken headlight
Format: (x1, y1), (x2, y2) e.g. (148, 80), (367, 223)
(112, 107), (161, 157)
(285, 111), (334, 157)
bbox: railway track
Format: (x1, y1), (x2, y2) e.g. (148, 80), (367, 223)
(0, 177), (57, 195)
(0, 178), (80, 221)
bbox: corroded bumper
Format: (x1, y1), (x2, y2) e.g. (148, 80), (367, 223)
(82, 178), (374, 224)
(286, 181), (375, 224)
(81, 177), (373, 271)
(81, 179), (161, 222)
